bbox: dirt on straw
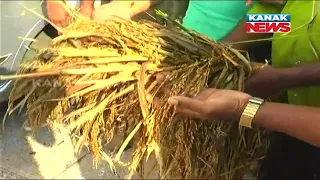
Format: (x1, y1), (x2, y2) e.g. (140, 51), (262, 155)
(1, 12), (270, 179)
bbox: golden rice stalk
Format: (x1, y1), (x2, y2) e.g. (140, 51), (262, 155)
(1, 14), (270, 179)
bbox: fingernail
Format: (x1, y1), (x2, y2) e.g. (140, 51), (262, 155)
(168, 98), (178, 106)
(146, 97), (152, 104)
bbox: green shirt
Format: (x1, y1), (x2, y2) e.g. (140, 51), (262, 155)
(182, 1), (282, 41)
(271, 0), (320, 106)
(183, 1), (320, 106)
(183, 1), (253, 41)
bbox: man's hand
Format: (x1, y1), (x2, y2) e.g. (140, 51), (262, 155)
(151, 64), (281, 101)
(93, 2), (132, 23)
(245, 66), (282, 98)
(46, 1), (71, 28)
(79, 4), (94, 19)
(146, 72), (170, 106)
(168, 89), (251, 121)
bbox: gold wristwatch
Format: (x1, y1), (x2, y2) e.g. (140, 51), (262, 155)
(239, 97), (265, 128)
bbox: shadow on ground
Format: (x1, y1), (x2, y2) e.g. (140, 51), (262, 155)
(1, 107), (46, 179)
(1, 104), (157, 179)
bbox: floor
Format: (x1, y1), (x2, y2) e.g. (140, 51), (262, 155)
(0, 32), (157, 179)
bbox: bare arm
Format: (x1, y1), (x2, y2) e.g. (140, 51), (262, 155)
(245, 62), (320, 98)
(254, 102), (320, 147)
(167, 89), (320, 148)
(277, 62), (320, 89)
(252, 63), (320, 145)
(246, 63), (320, 146)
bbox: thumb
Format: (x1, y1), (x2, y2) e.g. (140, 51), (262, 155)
(168, 96), (205, 113)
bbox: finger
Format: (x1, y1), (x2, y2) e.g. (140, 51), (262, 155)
(168, 96), (205, 114)
(153, 97), (162, 109)
(176, 109), (202, 119)
(50, 19), (59, 26)
(152, 72), (171, 94)
(146, 92), (163, 109)
(170, 109), (202, 126)
(146, 79), (159, 93)
(60, 20), (68, 27)
(153, 96), (161, 106)
(156, 72), (169, 83)
(55, 22), (63, 29)
(157, 82), (171, 95)
(193, 88), (216, 101)
(156, 74), (166, 84)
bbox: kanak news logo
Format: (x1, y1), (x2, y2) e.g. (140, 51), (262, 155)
(246, 14), (291, 33)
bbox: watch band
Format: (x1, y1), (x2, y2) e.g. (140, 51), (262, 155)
(239, 97), (264, 128)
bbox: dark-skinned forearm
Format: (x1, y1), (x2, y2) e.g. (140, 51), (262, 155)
(277, 62), (320, 89)
(253, 102), (320, 147)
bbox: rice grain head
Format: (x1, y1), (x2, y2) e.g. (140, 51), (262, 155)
(2, 13), (270, 179)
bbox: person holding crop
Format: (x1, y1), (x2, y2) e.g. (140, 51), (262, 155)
(106, 0), (319, 179)
(166, 63), (320, 178)
(92, 0), (284, 49)
(47, 0), (320, 179)
(45, 0), (95, 28)
(166, 62), (320, 147)
(47, 0), (276, 48)
(163, 1), (320, 179)
(93, 0), (253, 43)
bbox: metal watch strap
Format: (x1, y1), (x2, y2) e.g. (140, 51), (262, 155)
(239, 97), (264, 128)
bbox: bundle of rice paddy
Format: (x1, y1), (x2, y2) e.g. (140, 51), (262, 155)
(1, 12), (269, 179)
